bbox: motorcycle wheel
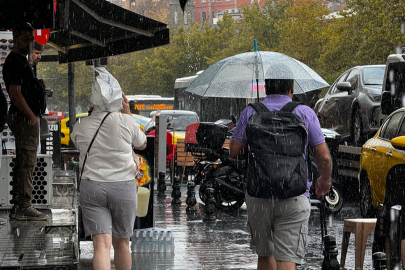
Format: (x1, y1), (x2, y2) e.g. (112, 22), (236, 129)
(213, 166), (245, 212)
(324, 184), (344, 213)
(198, 182), (207, 203)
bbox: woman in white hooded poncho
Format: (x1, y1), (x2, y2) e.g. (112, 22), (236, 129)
(71, 68), (146, 270)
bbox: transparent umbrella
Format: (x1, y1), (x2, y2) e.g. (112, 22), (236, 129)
(185, 51), (329, 100)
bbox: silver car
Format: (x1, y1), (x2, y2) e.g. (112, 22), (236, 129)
(314, 65), (386, 146)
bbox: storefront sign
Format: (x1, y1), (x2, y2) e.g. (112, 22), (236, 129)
(133, 103), (174, 111)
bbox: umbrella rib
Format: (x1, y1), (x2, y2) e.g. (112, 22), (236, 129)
(200, 59), (230, 97)
(294, 80), (306, 95)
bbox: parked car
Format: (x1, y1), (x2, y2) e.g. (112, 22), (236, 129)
(381, 54), (405, 116)
(144, 110), (200, 142)
(314, 65), (386, 146)
(358, 107), (405, 217)
(60, 113), (150, 147)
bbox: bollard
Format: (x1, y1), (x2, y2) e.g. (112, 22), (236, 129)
(321, 235), (339, 270)
(372, 252), (387, 270)
(171, 176), (182, 204)
(157, 171), (166, 197)
(186, 181), (197, 212)
(204, 186), (216, 221)
(389, 205), (402, 270)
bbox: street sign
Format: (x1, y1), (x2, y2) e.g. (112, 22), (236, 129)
(34, 29), (50, 45)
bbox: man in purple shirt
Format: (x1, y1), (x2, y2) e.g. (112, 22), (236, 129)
(230, 79), (332, 270)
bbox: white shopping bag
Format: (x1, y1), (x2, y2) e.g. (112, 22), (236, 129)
(91, 67), (123, 112)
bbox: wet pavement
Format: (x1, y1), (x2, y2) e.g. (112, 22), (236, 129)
(79, 185), (371, 270)
(0, 183), (373, 270)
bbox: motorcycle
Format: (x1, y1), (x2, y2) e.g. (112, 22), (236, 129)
(191, 118), (344, 214)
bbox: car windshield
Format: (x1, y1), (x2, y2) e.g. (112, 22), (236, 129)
(145, 114), (199, 132)
(133, 115), (151, 128)
(167, 115), (199, 131)
(363, 67), (385, 85)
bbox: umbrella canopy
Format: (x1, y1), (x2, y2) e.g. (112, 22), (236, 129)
(185, 51), (329, 99)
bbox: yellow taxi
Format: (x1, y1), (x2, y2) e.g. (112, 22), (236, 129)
(60, 113), (88, 146)
(359, 107), (405, 217)
(60, 113), (151, 147)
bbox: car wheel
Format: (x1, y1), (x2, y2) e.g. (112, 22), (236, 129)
(360, 174), (376, 218)
(352, 108), (363, 147)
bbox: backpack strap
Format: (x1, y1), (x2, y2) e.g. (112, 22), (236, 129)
(280, 101), (302, 113)
(248, 102), (269, 113)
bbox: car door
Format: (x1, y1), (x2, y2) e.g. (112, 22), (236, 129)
(318, 71), (349, 132)
(368, 111), (405, 204)
(338, 68), (360, 135)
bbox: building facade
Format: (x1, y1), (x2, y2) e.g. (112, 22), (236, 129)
(194, 0), (264, 25)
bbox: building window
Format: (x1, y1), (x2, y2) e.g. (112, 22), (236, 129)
(201, 0), (206, 3)
(184, 12), (188, 24)
(217, 0), (222, 2)
(174, 12), (178, 24)
(202, 11), (207, 22)
(212, 11), (215, 19)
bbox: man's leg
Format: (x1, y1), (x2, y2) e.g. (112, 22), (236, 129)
(7, 114), (24, 217)
(112, 236), (131, 270)
(258, 255), (276, 270)
(17, 148), (36, 208)
(9, 115), (48, 220)
(273, 195), (310, 267)
(92, 233), (112, 270)
(276, 260), (296, 270)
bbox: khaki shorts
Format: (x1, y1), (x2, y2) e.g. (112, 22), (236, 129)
(80, 179), (137, 239)
(246, 193), (310, 265)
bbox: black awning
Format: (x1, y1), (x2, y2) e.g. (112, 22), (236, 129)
(0, 0), (55, 30)
(0, 0), (170, 63)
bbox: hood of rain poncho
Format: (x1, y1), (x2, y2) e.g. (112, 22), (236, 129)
(90, 67), (123, 112)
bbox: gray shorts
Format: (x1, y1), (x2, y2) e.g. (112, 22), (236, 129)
(246, 193), (310, 264)
(80, 179), (137, 239)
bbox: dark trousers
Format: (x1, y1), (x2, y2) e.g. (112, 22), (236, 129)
(7, 114), (39, 208)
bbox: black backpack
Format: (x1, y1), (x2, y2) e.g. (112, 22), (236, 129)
(245, 101), (308, 199)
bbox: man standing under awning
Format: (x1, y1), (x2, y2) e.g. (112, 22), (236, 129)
(3, 23), (48, 221)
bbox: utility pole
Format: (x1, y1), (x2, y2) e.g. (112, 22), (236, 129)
(68, 63), (75, 134)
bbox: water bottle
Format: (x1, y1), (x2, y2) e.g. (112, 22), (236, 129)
(131, 231), (139, 253)
(158, 230), (165, 253)
(166, 230), (174, 253)
(152, 230), (158, 252)
(145, 230), (152, 253)
(139, 230), (146, 253)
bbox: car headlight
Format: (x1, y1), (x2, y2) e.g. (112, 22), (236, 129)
(367, 93), (381, 102)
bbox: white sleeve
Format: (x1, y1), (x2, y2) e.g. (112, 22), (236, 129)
(123, 114), (146, 147)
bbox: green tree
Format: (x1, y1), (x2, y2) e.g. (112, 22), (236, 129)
(278, 0), (330, 74)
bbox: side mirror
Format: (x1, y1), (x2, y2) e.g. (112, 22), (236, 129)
(381, 91), (394, 115)
(336, 82), (352, 92)
(391, 136), (405, 150)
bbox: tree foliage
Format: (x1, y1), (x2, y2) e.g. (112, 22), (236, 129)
(37, 0), (405, 112)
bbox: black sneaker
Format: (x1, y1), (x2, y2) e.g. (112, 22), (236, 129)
(9, 205), (19, 219)
(15, 206), (49, 221)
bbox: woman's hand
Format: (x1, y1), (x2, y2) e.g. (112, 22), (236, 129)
(121, 93), (131, 115)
